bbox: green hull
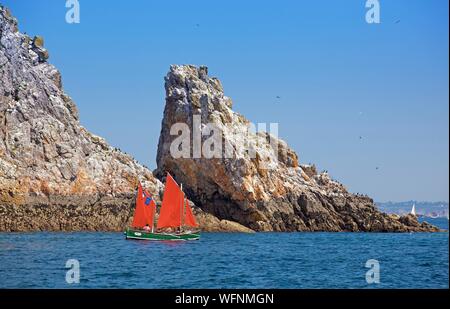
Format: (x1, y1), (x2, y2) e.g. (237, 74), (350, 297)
(124, 228), (200, 241)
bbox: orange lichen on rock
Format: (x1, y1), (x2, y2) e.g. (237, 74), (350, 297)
(0, 181), (26, 205)
(70, 169), (98, 195)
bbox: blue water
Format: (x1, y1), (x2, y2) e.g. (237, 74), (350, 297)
(418, 217), (449, 231)
(0, 232), (448, 289)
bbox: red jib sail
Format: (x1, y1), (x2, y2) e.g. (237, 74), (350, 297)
(184, 198), (198, 228)
(131, 183), (155, 228)
(157, 174), (183, 229)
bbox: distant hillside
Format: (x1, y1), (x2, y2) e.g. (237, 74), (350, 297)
(376, 201), (449, 218)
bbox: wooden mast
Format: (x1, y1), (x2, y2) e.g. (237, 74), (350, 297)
(151, 198), (155, 233)
(180, 183), (184, 233)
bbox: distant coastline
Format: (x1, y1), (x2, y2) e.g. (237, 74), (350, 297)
(377, 201), (449, 218)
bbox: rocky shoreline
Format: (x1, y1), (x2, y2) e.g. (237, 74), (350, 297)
(0, 6), (440, 233)
(0, 194), (254, 232)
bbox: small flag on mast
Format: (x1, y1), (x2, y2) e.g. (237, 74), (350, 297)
(143, 190), (155, 206)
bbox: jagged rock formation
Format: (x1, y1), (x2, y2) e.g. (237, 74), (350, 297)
(0, 6), (250, 232)
(156, 65), (439, 232)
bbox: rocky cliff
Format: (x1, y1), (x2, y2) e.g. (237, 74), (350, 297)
(155, 65), (438, 232)
(0, 6), (251, 232)
(0, 6), (162, 231)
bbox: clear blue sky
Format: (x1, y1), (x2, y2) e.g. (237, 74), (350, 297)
(2, 0), (448, 202)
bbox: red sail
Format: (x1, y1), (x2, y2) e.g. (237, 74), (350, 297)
(144, 189), (156, 230)
(157, 174), (183, 229)
(184, 198), (198, 228)
(131, 183), (154, 228)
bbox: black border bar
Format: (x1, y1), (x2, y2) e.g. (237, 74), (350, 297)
(0, 289), (448, 306)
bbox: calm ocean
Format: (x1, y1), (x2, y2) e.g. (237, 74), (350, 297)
(0, 228), (448, 289)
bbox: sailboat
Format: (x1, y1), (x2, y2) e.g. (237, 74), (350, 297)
(124, 173), (200, 241)
(410, 203), (416, 216)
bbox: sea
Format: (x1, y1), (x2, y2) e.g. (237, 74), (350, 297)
(0, 219), (448, 289)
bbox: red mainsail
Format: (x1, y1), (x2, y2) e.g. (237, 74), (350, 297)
(184, 198), (198, 228)
(131, 183), (155, 228)
(156, 174), (184, 229)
